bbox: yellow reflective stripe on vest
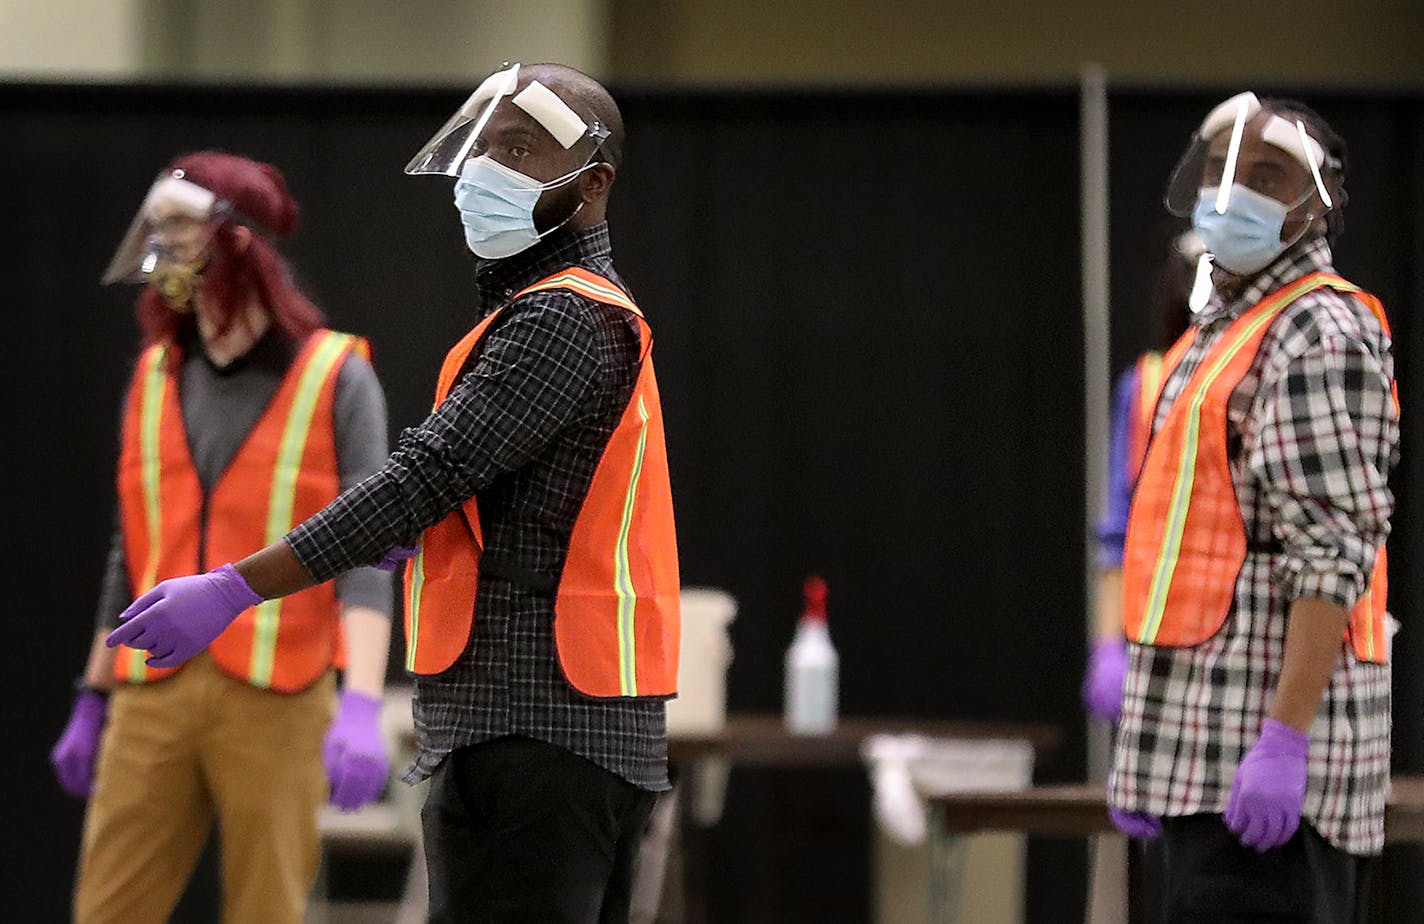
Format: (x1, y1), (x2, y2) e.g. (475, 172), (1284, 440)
(248, 332), (352, 688)
(613, 395), (652, 696)
(1137, 276), (1334, 645)
(517, 272), (643, 317)
(131, 345), (171, 682)
(405, 547), (428, 672)
(1139, 352), (1163, 408)
(1134, 353), (1165, 458)
(137, 346), (168, 592)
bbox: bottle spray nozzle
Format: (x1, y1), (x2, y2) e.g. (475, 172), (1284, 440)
(802, 575), (828, 622)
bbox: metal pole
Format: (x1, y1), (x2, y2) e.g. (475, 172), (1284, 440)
(1080, 62), (1130, 924)
(1080, 63), (1111, 782)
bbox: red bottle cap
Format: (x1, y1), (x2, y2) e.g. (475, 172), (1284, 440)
(802, 575), (828, 622)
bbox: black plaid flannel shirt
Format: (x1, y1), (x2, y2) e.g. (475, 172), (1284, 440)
(286, 223), (669, 791)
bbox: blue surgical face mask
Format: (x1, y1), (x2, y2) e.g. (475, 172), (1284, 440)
(1191, 184), (1292, 276)
(453, 156), (589, 260)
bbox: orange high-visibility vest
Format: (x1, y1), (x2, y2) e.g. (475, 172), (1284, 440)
(1123, 273), (1393, 663)
(403, 267), (681, 698)
(115, 329), (368, 691)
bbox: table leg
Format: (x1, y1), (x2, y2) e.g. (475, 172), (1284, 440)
(1127, 836), (1142, 924)
(679, 774), (709, 924)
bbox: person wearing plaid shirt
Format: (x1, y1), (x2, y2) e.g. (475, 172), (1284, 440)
(105, 65), (673, 923)
(1108, 93), (1397, 922)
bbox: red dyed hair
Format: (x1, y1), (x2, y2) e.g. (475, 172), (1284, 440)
(136, 151), (324, 344)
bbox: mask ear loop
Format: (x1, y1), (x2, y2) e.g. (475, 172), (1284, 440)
(531, 159), (599, 192)
(526, 123), (610, 242)
(526, 162), (599, 244)
(536, 200), (586, 240)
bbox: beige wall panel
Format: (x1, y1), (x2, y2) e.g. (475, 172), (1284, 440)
(611, 0), (1424, 86)
(309, 0), (611, 82)
(0, 0), (143, 77)
(136, 0), (609, 82)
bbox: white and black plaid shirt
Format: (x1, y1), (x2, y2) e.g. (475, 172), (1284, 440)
(287, 223), (669, 791)
(1109, 238), (1398, 855)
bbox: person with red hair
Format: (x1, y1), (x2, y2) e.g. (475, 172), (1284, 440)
(49, 152), (398, 924)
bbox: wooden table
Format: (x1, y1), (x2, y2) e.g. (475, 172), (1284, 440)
(397, 710), (1062, 772)
(931, 778), (1424, 842)
(668, 714), (1062, 765)
(928, 778), (1424, 923)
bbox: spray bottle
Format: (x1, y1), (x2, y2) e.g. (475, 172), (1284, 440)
(784, 575), (839, 734)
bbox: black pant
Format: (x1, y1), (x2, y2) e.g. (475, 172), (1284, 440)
(422, 735), (658, 924)
(1159, 814), (1372, 923)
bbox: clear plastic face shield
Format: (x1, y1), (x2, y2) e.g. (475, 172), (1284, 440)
(405, 62), (610, 182)
(1164, 91), (1337, 225)
(101, 170), (230, 289)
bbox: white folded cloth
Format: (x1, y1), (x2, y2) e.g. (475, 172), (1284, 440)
(861, 734), (1034, 846)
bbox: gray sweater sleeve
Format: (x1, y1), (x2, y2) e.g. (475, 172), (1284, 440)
(330, 351), (396, 617)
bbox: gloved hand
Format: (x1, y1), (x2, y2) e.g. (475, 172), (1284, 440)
(1109, 806), (1162, 840)
(323, 689), (389, 811)
(105, 563), (262, 668)
(1225, 719), (1309, 852)
(373, 545), (419, 573)
(50, 690), (108, 798)
(1082, 638), (1129, 720)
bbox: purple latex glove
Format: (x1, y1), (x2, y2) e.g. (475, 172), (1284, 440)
(1082, 638), (1129, 720)
(105, 563), (262, 668)
(323, 690), (389, 811)
(1109, 806), (1162, 840)
(1225, 719), (1309, 852)
(50, 691), (108, 799)
(373, 545), (419, 573)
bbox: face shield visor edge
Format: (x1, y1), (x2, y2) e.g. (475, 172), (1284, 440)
(404, 63), (611, 180)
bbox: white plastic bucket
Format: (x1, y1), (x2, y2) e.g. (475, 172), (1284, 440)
(666, 588), (736, 735)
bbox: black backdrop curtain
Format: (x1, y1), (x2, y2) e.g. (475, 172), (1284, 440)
(1, 81), (1419, 922)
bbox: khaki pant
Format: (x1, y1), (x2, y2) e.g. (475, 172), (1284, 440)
(75, 653), (334, 924)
